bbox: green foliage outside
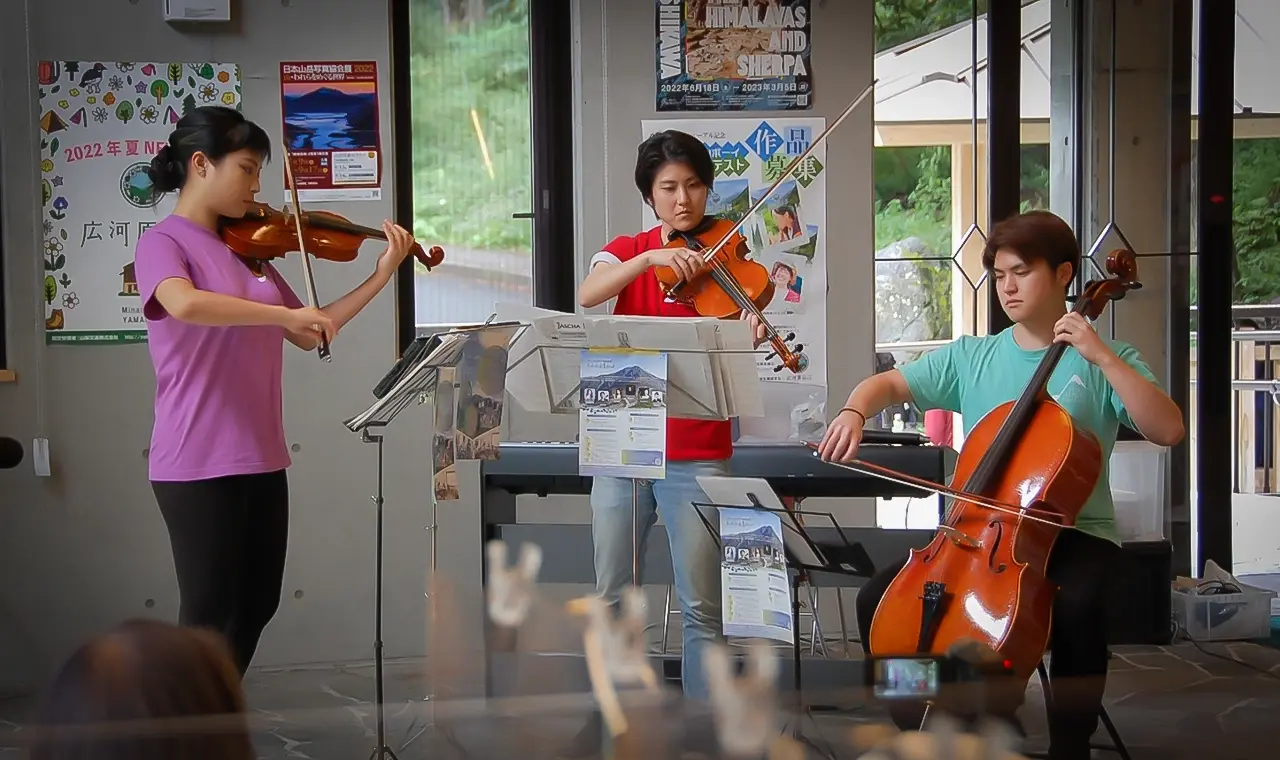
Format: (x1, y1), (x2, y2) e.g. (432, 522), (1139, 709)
(409, 0), (532, 251)
(409, 0), (1280, 319)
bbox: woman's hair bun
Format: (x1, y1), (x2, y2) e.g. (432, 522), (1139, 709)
(147, 145), (184, 194)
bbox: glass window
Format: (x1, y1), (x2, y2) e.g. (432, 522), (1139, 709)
(408, 0), (534, 327)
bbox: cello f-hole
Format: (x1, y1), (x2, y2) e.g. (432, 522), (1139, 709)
(986, 520), (1008, 573)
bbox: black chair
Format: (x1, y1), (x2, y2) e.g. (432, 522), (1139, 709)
(1024, 658), (1132, 760)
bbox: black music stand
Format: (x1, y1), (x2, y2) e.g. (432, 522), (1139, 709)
(343, 328), (483, 760)
(692, 478), (876, 760)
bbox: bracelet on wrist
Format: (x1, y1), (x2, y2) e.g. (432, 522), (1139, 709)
(839, 407), (867, 424)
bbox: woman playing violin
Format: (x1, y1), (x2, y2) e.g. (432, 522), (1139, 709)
(133, 106), (415, 676)
(577, 129), (766, 703)
(818, 210), (1183, 759)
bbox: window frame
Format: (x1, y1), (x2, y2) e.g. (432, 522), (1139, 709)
(389, 0), (578, 354)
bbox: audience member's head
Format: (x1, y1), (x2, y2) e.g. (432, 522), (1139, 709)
(26, 619), (254, 760)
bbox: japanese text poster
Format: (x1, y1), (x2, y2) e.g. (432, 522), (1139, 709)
(36, 61), (241, 344)
(280, 61), (382, 202)
(640, 117), (827, 387)
(656, 0), (812, 111)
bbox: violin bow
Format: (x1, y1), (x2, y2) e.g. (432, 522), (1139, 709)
(281, 141), (331, 362)
(665, 79), (877, 294)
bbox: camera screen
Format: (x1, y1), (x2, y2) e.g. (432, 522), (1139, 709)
(872, 657), (940, 699)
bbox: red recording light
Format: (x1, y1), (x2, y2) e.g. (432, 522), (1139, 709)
(1002, 659), (1012, 670)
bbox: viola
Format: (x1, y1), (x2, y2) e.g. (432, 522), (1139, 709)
(650, 80), (876, 375)
(659, 217), (808, 374)
(221, 202), (445, 271)
(811, 247), (1142, 683)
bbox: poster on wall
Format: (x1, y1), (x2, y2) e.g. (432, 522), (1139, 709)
(36, 61), (241, 345)
(655, 0), (812, 112)
(279, 61), (382, 202)
(640, 117), (827, 388)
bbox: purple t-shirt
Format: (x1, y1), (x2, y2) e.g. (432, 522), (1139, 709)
(134, 214), (304, 482)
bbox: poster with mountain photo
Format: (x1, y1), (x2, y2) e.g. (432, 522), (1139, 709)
(279, 61), (381, 202)
(578, 350), (669, 480)
(432, 368), (459, 502)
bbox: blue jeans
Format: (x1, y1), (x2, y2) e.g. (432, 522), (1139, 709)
(589, 459), (727, 702)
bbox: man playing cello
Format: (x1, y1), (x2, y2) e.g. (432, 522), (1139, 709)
(817, 210), (1184, 760)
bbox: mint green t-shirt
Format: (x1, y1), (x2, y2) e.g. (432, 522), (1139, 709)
(897, 327), (1160, 545)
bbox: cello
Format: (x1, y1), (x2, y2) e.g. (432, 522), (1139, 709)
(650, 80), (876, 375)
(811, 247), (1142, 682)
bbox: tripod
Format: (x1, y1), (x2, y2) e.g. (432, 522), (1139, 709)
(362, 423), (398, 760)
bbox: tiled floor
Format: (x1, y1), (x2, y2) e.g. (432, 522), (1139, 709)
(5, 638), (1278, 759)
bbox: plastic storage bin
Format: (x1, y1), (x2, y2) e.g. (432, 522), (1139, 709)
(1110, 440), (1167, 541)
(1171, 583), (1278, 641)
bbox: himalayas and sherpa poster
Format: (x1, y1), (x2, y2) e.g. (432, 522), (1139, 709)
(655, 0), (812, 111)
(37, 61), (241, 344)
(639, 117), (827, 387)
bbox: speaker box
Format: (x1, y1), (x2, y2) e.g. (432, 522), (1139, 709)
(1106, 539), (1174, 645)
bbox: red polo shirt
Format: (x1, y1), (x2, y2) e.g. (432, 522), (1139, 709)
(590, 226), (733, 462)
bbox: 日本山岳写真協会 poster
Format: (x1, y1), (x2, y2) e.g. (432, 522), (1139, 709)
(656, 0), (812, 111)
(639, 116), (827, 389)
(36, 61), (241, 344)
(280, 61), (382, 202)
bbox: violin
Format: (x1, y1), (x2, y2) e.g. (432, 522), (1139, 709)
(811, 247), (1142, 683)
(221, 202), (445, 270)
(651, 80), (876, 375)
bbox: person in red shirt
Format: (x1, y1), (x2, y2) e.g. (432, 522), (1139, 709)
(578, 129), (765, 703)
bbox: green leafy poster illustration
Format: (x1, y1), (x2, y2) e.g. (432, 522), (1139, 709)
(36, 61), (242, 344)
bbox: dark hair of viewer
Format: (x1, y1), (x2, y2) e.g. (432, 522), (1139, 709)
(25, 619), (255, 760)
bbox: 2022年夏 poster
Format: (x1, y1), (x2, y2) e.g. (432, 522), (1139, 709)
(656, 0), (812, 111)
(36, 61), (242, 345)
(280, 61), (382, 202)
(640, 116), (827, 388)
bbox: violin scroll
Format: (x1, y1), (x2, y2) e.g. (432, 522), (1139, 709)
(415, 242), (446, 269)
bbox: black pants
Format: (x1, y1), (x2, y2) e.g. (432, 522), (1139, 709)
(856, 528), (1120, 760)
(152, 470), (290, 676)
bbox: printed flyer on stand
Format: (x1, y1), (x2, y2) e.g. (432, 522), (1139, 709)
(578, 350), (669, 480)
(719, 506), (793, 643)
